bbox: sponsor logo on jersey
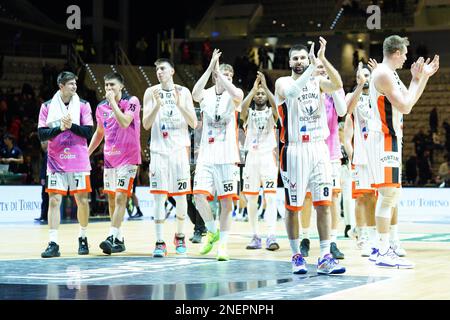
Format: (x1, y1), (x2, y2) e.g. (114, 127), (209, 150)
(60, 147), (76, 159)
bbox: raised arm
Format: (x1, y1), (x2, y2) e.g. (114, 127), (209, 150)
(213, 63), (244, 106)
(317, 37), (343, 93)
(240, 77), (259, 122)
(331, 89), (347, 117)
(346, 62), (368, 115)
(343, 114), (354, 164)
(375, 55), (439, 114)
(258, 71), (278, 123)
(192, 49), (222, 103)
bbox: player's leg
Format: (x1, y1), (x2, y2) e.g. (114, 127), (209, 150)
(300, 193), (312, 257)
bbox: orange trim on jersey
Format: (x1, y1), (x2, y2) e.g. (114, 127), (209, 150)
(192, 190), (214, 201)
(46, 189), (67, 195)
(117, 188), (132, 196)
(217, 193), (239, 201)
(150, 190), (169, 194)
(169, 191), (192, 197)
(279, 145), (286, 171)
(371, 183), (401, 188)
(263, 190), (277, 194)
(242, 191), (260, 196)
(70, 176), (92, 195)
(278, 104), (285, 144)
(384, 167), (393, 184)
(377, 96), (389, 135)
(313, 200), (332, 207)
(102, 190), (116, 195)
(384, 134), (392, 152)
(285, 204), (303, 212)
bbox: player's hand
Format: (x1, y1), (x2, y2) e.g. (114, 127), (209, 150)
(410, 56), (424, 80)
(252, 74), (261, 92)
(153, 88), (163, 107)
(174, 85), (184, 109)
(308, 42), (318, 66)
(62, 114), (72, 129)
(208, 49), (222, 71)
(368, 58), (378, 72)
(317, 37), (327, 61)
(105, 90), (115, 104)
(257, 71), (267, 89)
(356, 62), (368, 86)
(423, 54), (439, 78)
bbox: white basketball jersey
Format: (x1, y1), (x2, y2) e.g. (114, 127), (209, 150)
(150, 86), (190, 154)
(278, 76), (328, 144)
(352, 93), (371, 165)
(369, 64), (404, 140)
(197, 87), (240, 164)
(244, 106), (277, 153)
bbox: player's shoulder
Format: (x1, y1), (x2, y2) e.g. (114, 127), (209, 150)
(97, 99), (107, 108)
(79, 98), (89, 104)
(42, 99), (52, 107)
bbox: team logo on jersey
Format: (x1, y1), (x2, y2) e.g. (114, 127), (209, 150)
(362, 127), (368, 140)
(289, 182), (296, 190)
(50, 180), (57, 187)
(304, 105), (318, 117)
(151, 171), (155, 177)
(60, 148), (76, 159)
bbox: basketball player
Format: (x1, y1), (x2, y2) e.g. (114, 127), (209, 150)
(192, 49), (244, 261)
(142, 58), (197, 257)
(276, 37), (346, 274)
(88, 72), (141, 255)
(299, 59), (347, 260)
(368, 35), (439, 268)
(38, 71), (93, 258)
(240, 71), (279, 251)
(344, 62), (377, 257)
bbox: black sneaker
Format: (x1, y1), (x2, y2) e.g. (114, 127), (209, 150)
(99, 235), (114, 255)
(112, 238), (126, 253)
(129, 212), (143, 220)
(78, 237), (89, 255)
(41, 241), (60, 258)
(191, 231), (203, 243)
(344, 225), (351, 238)
(330, 242), (345, 259)
(300, 238), (310, 257)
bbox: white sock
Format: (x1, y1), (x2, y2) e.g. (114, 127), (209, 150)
(109, 227), (119, 240)
(49, 229), (58, 244)
(320, 240), (331, 259)
(117, 228), (123, 241)
(360, 226), (368, 239)
(289, 239), (300, 255)
(205, 220), (217, 234)
(390, 224), (399, 241)
(330, 229), (337, 242)
(378, 233), (390, 254)
(219, 231), (228, 247)
(264, 194), (277, 236)
(79, 226), (87, 239)
(302, 228), (310, 240)
(155, 223), (164, 243)
(367, 226), (377, 245)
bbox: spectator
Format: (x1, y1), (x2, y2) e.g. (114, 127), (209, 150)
(135, 36), (148, 66)
(417, 149), (432, 185)
(18, 154), (33, 184)
(35, 141), (48, 223)
(405, 155), (418, 185)
(429, 107), (438, 134)
(436, 153), (450, 187)
(443, 121), (450, 154)
(412, 128), (427, 158)
(0, 133), (24, 173)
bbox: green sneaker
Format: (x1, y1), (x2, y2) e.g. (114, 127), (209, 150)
(199, 230), (220, 255)
(217, 244), (230, 261)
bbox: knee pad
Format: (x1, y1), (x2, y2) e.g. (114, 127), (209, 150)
(378, 187), (401, 208)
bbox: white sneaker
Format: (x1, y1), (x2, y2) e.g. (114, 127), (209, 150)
(375, 248), (414, 269)
(361, 241), (373, 257)
(348, 226), (360, 240)
(368, 248), (378, 262)
(390, 240), (407, 257)
(356, 236), (369, 250)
